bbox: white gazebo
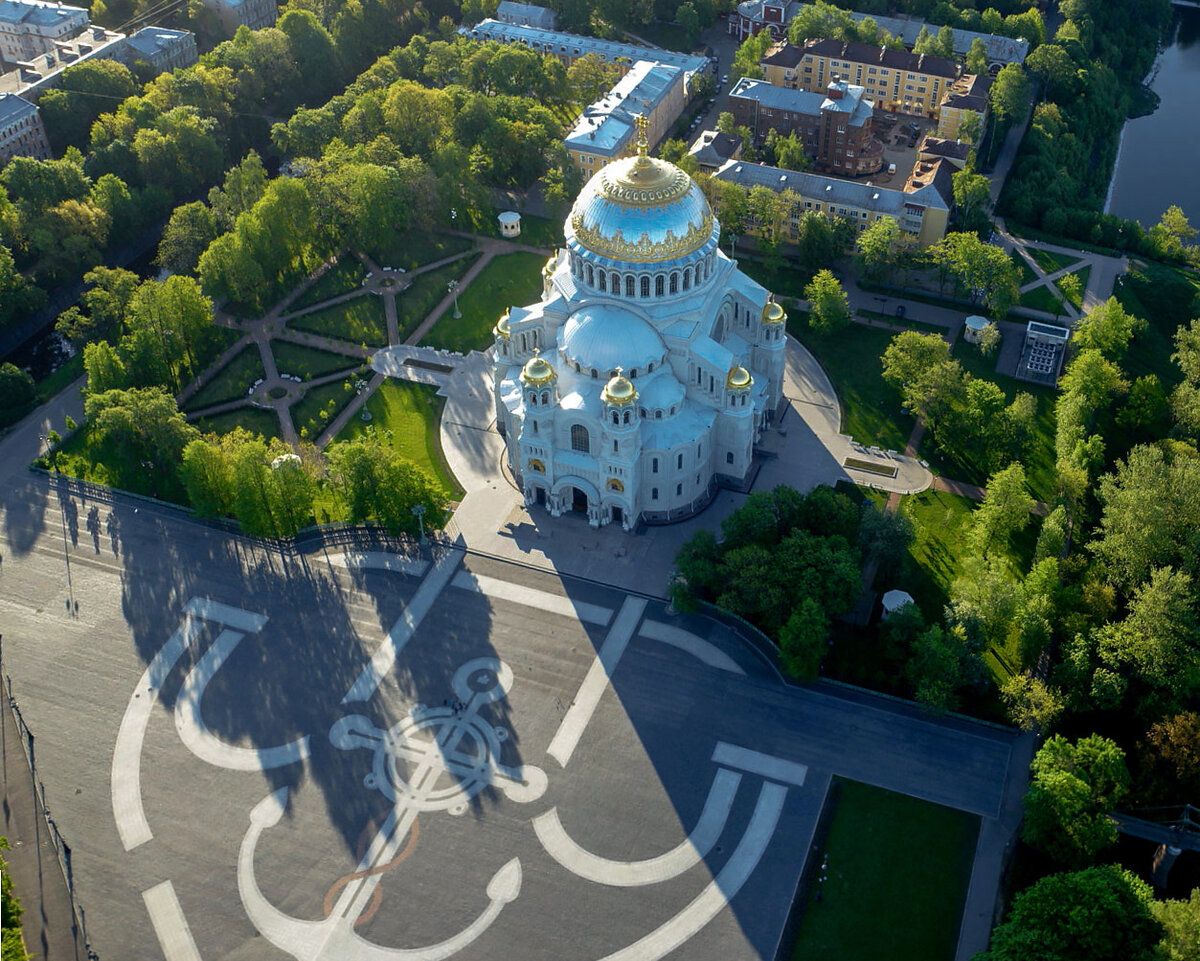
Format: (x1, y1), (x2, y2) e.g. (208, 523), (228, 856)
(881, 589), (915, 615)
(498, 211), (522, 238)
(963, 315), (989, 344)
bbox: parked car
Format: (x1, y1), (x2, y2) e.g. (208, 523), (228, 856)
(895, 305), (906, 318)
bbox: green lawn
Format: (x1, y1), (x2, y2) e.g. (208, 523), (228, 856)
(272, 341), (363, 380)
(895, 488), (976, 615)
(395, 254), (481, 342)
(1010, 249), (1038, 286)
(292, 376), (359, 440)
(367, 230), (475, 272)
(739, 258), (815, 299)
(507, 214), (564, 250)
(337, 380), (463, 499)
(919, 341), (1057, 500)
(1057, 265), (1090, 309)
(289, 296), (389, 347)
(1117, 259), (1200, 387)
(790, 778), (979, 961)
(192, 406), (282, 439)
(290, 257), (368, 311)
(1027, 246), (1081, 275)
(183, 346), (266, 412)
(792, 323), (914, 451)
(35, 353), (84, 403)
(420, 252), (547, 354)
(1018, 283), (1066, 316)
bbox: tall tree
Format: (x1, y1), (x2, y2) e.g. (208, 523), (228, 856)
(804, 269), (851, 334)
(967, 37), (989, 76)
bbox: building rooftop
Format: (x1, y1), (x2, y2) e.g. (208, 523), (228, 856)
(904, 157), (955, 207)
(0, 91), (36, 123)
(834, 9), (1030, 64)
(0, 0), (87, 28)
(919, 136), (971, 161)
(495, 1), (556, 29)
(461, 20), (709, 78)
(736, 0), (803, 28)
(688, 129), (742, 168)
(801, 38), (961, 79)
(714, 158), (951, 214)
(565, 60), (681, 156)
(123, 26), (192, 58)
(730, 75), (874, 126)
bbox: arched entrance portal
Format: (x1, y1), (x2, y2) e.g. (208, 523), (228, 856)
(571, 487), (588, 512)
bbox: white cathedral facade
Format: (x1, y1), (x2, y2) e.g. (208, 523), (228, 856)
(492, 121), (787, 530)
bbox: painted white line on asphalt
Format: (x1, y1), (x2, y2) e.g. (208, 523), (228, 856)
(452, 571), (613, 626)
(112, 615), (201, 851)
(342, 549), (463, 704)
(329, 552), (429, 577)
(184, 597), (268, 632)
(532, 768), (742, 886)
(175, 629), (311, 771)
(598, 781), (788, 961)
(638, 621), (745, 675)
(712, 742), (808, 787)
(547, 597), (646, 768)
(143, 880), (203, 961)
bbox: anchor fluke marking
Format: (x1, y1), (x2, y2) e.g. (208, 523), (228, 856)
(251, 787), (289, 828)
(486, 858), (522, 903)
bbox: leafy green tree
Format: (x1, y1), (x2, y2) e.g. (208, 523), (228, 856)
(956, 109), (982, 145)
(978, 322), (1001, 358)
(1153, 888), (1200, 961)
(82, 341), (128, 394)
(882, 330), (952, 393)
(856, 215), (904, 283)
(913, 25), (935, 54)
(731, 29), (772, 81)
(794, 210), (837, 275)
(967, 37), (989, 76)
(326, 429), (445, 536)
(180, 434), (234, 518)
(935, 25), (955, 58)
(1140, 712), (1200, 806)
(0, 243), (44, 332)
(277, 9), (342, 105)
(906, 624), (973, 711)
(1, 836), (27, 961)
(951, 168), (991, 234)
(158, 201), (219, 275)
(1091, 445), (1200, 590)
(772, 131), (809, 172)
(124, 275), (215, 392)
(804, 269), (850, 334)
(968, 462), (1035, 557)
(82, 386), (197, 492)
(779, 597), (829, 680)
(567, 53), (621, 105)
(1025, 43), (1079, 101)
(674, 2), (701, 47)
(1023, 734), (1130, 866)
(1150, 205), (1198, 261)
(788, 0), (856, 42)
(0, 362), (36, 427)
(38, 59), (138, 153)
(1073, 296), (1144, 359)
(1000, 673), (1064, 731)
(976, 866), (1161, 961)
(990, 63), (1030, 128)
(925, 231), (1019, 317)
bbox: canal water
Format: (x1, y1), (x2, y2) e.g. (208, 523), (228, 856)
(1106, 7), (1200, 228)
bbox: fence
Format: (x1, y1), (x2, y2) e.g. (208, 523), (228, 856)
(2, 639), (97, 960)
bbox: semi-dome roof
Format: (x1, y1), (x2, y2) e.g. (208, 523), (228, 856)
(561, 305), (665, 373)
(566, 119), (715, 265)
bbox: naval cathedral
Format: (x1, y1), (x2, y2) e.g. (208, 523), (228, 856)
(492, 119), (787, 530)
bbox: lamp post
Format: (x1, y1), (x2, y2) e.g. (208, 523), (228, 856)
(448, 279), (461, 319)
(411, 503), (427, 544)
(355, 378), (372, 422)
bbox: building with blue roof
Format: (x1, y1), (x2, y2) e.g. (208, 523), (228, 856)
(0, 91), (48, 161)
(0, 0), (88, 65)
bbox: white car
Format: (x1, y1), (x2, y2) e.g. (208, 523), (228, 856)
(721, 75), (728, 85)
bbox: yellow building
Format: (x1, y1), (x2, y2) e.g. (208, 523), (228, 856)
(762, 40), (962, 118)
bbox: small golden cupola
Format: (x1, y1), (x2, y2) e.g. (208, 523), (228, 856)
(762, 301), (786, 325)
(726, 364), (753, 391)
(520, 348), (557, 387)
(602, 368), (638, 407)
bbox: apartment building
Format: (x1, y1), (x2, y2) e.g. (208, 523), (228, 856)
(461, 20), (709, 80)
(834, 9), (1028, 67)
(935, 71), (989, 140)
(728, 0), (802, 42)
(763, 40), (960, 117)
(564, 61), (686, 175)
(728, 76), (882, 176)
(201, 0), (276, 34)
(714, 155), (953, 248)
(0, 91), (49, 161)
(495, 1), (556, 29)
(0, 0), (88, 66)
(120, 27), (197, 75)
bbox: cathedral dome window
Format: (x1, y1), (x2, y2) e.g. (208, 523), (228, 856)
(571, 424), (590, 453)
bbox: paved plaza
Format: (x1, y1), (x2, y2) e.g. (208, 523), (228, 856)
(0, 471), (1024, 961)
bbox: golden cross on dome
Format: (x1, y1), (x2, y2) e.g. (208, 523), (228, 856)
(635, 114), (649, 156)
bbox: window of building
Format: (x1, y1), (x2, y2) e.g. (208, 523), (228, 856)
(652, 488), (659, 500)
(655, 275), (664, 297)
(625, 275), (635, 297)
(726, 451), (734, 464)
(669, 273), (678, 294)
(676, 483), (682, 496)
(676, 453), (683, 470)
(652, 457), (659, 472)
(571, 424), (590, 453)
(641, 276), (650, 298)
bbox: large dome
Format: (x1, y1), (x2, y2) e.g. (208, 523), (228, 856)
(567, 145), (716, 265)
(561, 305), (666, 374)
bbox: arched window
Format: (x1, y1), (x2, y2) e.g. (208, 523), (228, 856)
(586, 265), (594, 286)
(541, 392), (549, 405)
(648, 362), (655, 373)
(630, 368), (637, 378)
(670, 273), (679, 294)
(599, 271), (607, 292)
(622, 410), (630, 424)
(655, 275), (664, 297)
(641, 276), (650, 298)
(571, 425), (590, 453)
(683, 268), (692, 291)
(625, 275), (635, 297)
(612, 411), (619, 425)
(529, 394), (538, 406)
(591, 368), (598, 379)
(655, 410), (662, 419)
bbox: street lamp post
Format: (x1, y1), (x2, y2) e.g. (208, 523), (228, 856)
(448, 280), (461, 319)
(355, 378), (372, 422)
(411, 503), (427, 544)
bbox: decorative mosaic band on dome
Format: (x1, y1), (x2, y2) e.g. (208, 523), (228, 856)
(595, 158), (695, 207)
(570, 211), (715, 263)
